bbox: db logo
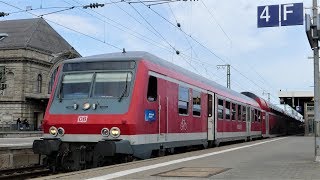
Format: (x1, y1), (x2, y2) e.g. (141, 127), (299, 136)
(180, 119), (187, 131)
(77, 116), (88, 123)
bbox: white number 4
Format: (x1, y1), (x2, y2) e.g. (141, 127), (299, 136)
(260, 6), (271, 22)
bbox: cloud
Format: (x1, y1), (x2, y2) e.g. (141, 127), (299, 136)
(44, 13), (103, 37)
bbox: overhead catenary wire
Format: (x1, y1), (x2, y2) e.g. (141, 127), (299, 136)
(110, 0), (162, 37)
(128, 2), (179, 53)
(7, 6), (76, 14)
(3, 0), (279, 102)
(145, 4), (227, 64)
(39, 6), (75, 17)
(0, 1), (123, 51)
(67, 0), (175, 53)
(141, 3), (279, 101)
(167, 3), (198, 61)
(7, 0), (179, 53)
(5, 0), (124, 15)
(200, 0), (232, 46)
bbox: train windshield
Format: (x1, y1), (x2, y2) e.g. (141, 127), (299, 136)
(93, 72), (132, 98)
(59, 72), (132, 99)
(60, 73), (93, 99)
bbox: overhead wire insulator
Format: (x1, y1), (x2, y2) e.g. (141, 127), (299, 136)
(83, 3), (105, 9)
(0, 12), (9, 17)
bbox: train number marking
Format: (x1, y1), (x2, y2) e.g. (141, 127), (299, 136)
(77, 116), (88, 123)
(180, 119), (187, 131)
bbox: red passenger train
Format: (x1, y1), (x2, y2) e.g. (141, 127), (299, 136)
(33, 51), (302, 171)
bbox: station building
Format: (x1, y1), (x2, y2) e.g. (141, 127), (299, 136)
(0, 18), (80, 130)
(278, 90), (313, 135)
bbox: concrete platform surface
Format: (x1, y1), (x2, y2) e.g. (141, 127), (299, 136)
(0, 137), (41, 169)
(34, 136), (320, 180)
(0, 137), (41, 149)
(0, 131), (43, 138)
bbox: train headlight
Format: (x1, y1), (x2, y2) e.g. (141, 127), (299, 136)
(49, 126), (58, 137)
(57, 127), (65, 136)
(101, 128), (109, 137)
(83, 102), (91, 110)
(110, 127), (120, 138)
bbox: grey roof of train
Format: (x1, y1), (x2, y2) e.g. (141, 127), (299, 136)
(0, 18), (77, 54)
(64, 51), (257, 104)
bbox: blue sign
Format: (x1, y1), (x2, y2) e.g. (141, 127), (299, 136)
(258, 3), (303, 28)
(145, 110), (156, 122)
(281, 3), (303, 26)
(258, 5), (279, 28)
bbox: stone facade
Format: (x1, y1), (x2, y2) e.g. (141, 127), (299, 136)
(0, 49), (52, 128)
(0, 18), (80, 130)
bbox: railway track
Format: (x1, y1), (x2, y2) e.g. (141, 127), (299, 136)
(0, 165), (51, 180)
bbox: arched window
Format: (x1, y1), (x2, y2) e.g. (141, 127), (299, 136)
(37, 74), (42, 93)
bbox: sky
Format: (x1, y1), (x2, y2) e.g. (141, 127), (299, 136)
(0, 0), (315, 104)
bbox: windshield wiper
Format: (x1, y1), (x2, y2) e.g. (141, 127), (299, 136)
(118, 73), (129, 102)
(58, 84), (63, 102)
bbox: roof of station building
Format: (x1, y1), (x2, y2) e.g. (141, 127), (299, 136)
(0, 18), (78, 55)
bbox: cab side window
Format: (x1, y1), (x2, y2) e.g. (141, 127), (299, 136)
(147, 76), (157, 102)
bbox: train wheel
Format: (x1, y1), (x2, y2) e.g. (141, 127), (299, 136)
(208, 141), (215, 148)
(214, 141), (220, 147)
(158, 149), (165, 157)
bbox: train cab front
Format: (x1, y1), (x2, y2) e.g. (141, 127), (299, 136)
(33, 59), (138, 171)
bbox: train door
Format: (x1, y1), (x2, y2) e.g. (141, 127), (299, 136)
(266, 113), (269, 136)
(157, 78), (168, 142)
(207, 92), (215, 141)
(246, 107), (251, 137)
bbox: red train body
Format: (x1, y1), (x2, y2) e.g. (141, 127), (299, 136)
(33, 52), (302, 171)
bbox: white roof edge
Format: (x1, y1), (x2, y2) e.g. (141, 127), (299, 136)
(278, 91), (314, 98)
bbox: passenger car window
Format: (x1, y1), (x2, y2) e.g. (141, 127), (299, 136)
(225, 101), (231, 120)
(192, 90), (201, 116)
(218, 99), (224, 119)
(231, 103), (236, 120)
(238, 105), (242, 121)
(242, 106), (246, 122)
(178, 86), (189, 115)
